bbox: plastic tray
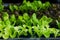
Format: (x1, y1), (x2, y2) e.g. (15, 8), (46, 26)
(0, 38), (60, 40)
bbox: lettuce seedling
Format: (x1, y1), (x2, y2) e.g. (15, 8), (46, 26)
(10, 14), (16, 25)
(18, 15), (25, 25)
(0, 19), (5, 38)
(2, 12), (9, 21)
(17, 25), (28, 36)
(31, 1), (38, 11)
(39, 16), (52, 28)
(9, 4), (19, 12)
(9, 4), (14, 12)
(56, 20), (60, 29)
(32, 13), (39, 25)
(13, 5), (18, 11)
(23, 13), (32, 26)
(28, 26), (33, 37)
(31, 13), (52, 38)
(10, 27), (17, 38)
(50, 28), (60, 37)
(2, 12), (11, 26)
(23, 13), (30, 21)
(23, 0), (26, 3)
(3, 26), (10, 39)
(0, 0), (2, 4)
(0, 0), (3, 12)
(33, 25), (42, 37)
(19, 1), (32, 12)
(0, 4), (4, 12)
(45, 2), (51, 9)
(37, 16), (52, 38)
(0, 19), (5, 30)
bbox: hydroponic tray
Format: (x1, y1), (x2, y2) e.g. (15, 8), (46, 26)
(0, 0), (60, 40)
(0, 38), (60, 40)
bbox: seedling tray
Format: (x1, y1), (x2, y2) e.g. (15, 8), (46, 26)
(0, 38), (60, 40)
(0, 0), (60, 40)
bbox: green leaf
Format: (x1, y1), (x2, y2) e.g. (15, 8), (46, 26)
(23, 13), (29, 21)
(9, 4), (14, 12)
(0, 20), (5, 30)
(39, 16), (52, 27)
(31, 1), (37, 11)
(3, 27), (11, 39)
(4, 20), (11, 26)
(0, 0), (2, 4)
(17, 26), (23, 36)
(50, 28), (59, 37)
(10, 27), (17, 38)
(0, 5), (4, 12)
(14, 5), (18, 10)
(28, 26), (32, 36)
(56, 20), (60, 29)
(45, 2), (51, 9)
(32, 13), (39, 25)
(43, 29), (50, 38)
(33, 26), (42, 37)
(10, 14), (16, 25)
(0, 33), (2, 38)
(18, 16), (23, 21)
(10, 14), (16, 22)
(2, 12), (9, 21)
(18, 15), (25, 25)
(23, 0), (26, 3)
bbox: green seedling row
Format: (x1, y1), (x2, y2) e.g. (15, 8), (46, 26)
(0, 12), (59, 39)
(0, 0), (60, 39)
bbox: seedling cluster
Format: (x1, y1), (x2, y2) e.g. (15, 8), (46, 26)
(0, 0), (60, 39)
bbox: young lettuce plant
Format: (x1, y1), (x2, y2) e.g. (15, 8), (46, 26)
(31, 1), (38, 11)
(30, 13), (52, 38)
(9, 14), (16, 26)
(1, 12), (9, 39)
(23, 13), (33, 26)
(33, 15), (52, 38)
(23, 13), (33, 37)
(38, 1), (51, 11)
(0, 0), (2, 4)
(13, 5), (19, 11)
(14, 26), (22, 37)
(39, 16), (52, 38)
(56, 20), (60, 29)
(9, 4), (19, 12)
(0, 0), (4, 12)
(9, 4), (14, 12)
(31, 13), (51, 38)
(23, 13), (30, 21)
(33, 25), (43, 37)
(3, 26), (10, 39)
(50, 28), (60, 37)
(0, 4), (4, 12)
(23, 0), (26, 3)
(17, 15), (25, 26)
(3, 25), (17, 39)
(31, 13), (39, 25)
(0, 19), (5, 38)
(31, 1), (43, 11)
(44, 2), (51, 9)
(19, 1), (32, 12)
(2, 12), (11, 26)
(9, 26), (17, 38)
(2, 12), (10, 39)
(16, 25), (28, 37)
(19, 0), (41, 12)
